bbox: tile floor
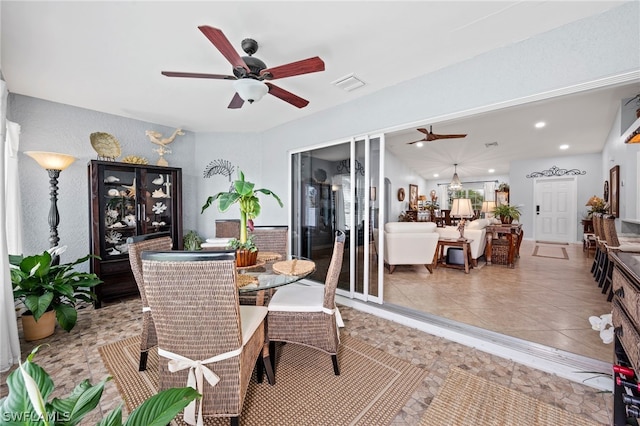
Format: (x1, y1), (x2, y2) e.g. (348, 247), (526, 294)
(0, 238), (613, 425)
(382, 239), (613, 363)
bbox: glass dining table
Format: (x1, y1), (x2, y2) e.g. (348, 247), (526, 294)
(236, 254), (316, 305)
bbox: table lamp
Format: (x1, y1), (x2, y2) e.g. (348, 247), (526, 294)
(481, 200), (496, 219)
(450, 198), (473, 240)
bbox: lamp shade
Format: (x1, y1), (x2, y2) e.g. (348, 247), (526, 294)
(233, 78), (269, 103)
(481, 200), (496, 213)
(25, 151), (76, 171)
(450, 198), (473, 218)
(585, 195), (600, 206)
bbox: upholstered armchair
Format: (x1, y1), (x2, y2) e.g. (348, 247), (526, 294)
(383, 222), (440, 273)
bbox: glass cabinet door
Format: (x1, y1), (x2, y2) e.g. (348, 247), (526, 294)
(139, 168), (176, 236)
(99, 164), (138, 259)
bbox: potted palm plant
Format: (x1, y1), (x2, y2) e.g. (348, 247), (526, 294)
(493, 204), (522, 224)
(10, 246), (102, 340)
(201, 170), (283, 266)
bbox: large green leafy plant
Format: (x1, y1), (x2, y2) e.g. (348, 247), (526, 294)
(493, 204), (522, 222)
(201, 170), (283, 249)
(0, 346), (199, 426)
(10, 247), (102, 332)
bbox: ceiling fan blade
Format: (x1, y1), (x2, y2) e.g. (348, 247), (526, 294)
(260, 56), (325, 80)
(417, 128), (430, 135)
(198, 25), (249, 72)
(161, 71), (236, 80)
(406, 139), (427, 145)
(265, 83), (309, 108)
(431, 133), (468, 140)
(228, 92), (244, 109)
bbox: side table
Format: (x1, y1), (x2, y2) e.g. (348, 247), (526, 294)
(436, 238), (473, 273)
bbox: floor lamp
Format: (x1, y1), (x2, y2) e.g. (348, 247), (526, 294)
(25, 151), (76, 252)
(450, 198), (473, 240)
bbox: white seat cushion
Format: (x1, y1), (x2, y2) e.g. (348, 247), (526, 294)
(268, 284), (324, 312)
(239, 305), (267, 346)
(201, 238), (232, 248)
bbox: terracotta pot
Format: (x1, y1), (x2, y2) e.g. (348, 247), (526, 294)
(22, 310), (56, 341)
(236, 249), (258, 267)
(500, 216), (513, 224)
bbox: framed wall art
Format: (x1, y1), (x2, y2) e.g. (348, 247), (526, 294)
(409, 184), (418, 210)
(610, 165), (620, 217)
(495, 190), (509, 206)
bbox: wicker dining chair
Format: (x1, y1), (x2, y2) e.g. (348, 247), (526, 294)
(127, 231), (173, 371)
(215, 219), (241, 239)
(267, 230), (346, 375)
(251, 226), (288, 258)
(141, 250), (274, 426)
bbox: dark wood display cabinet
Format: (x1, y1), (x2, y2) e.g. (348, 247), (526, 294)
(88, 160), (183, 307)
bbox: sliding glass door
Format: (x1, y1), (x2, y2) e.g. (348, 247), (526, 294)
(290, 135), (383, 302)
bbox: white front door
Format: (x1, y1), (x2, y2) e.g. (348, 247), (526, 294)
(534, 177), (577, 243)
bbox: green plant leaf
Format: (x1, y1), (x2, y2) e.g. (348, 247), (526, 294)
(25, 293), (54, 320)
(54, 304), (77, 332)
(0, 348), (54, 426)
(123, 388), (200, 426)
(255, 188), (284, 207)
(95, 404), (123, 426)
(49, 377), (110, 426)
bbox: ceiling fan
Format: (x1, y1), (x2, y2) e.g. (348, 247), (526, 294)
(407, 126), (467, 145)
(161, 25), (325, 109)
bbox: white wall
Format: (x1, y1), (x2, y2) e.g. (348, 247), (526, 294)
(384, 149), (427, 221)
(510, 153), (602, 242)
(602, 108), (640, 222)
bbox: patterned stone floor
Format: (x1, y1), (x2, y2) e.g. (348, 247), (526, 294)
(1, 296), (610, 425)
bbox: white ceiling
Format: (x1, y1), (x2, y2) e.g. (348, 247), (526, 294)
(2, 1), (638, 179)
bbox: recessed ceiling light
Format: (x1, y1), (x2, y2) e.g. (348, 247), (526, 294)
(559, 144), (569, 150)
(535, 121), (546, 128)
(433, 173), (439, 178)
(416, 142), (424, 148)
(488, 169), (495, 173)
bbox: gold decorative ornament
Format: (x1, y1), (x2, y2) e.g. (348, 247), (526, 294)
(90, 132), (121, 161)
(121, 155), (149, 165)
(146, 128), (184, 167)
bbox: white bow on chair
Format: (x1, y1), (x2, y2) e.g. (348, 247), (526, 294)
(158, 347), (242, 426)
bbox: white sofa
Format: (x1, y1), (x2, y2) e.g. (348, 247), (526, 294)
(435, 218), (491, 266)
(382, 222), (440, 273)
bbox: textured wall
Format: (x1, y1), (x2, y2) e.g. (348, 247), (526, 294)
(8, 95), (196, 269)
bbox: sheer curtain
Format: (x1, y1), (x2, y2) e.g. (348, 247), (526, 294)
(438, 184), (449, 210)
(483, 181), (497, 202)
(1, 80), (21, 372)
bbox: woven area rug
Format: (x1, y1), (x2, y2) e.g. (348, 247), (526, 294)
(99, 334), (426, 425)
(420, 368), (599, 426)
(532, 244), (569, 260)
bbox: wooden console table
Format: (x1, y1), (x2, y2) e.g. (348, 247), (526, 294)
(485, 224), (523, 268)
(436, 238), (473, 274)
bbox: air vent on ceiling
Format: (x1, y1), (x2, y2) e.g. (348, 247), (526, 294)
(485, 141), (499, 148)
(331, 73), (366, 92)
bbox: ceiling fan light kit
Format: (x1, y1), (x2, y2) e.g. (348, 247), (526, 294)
(162, 25), (325, 109)
(233, 78), (268, 103)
